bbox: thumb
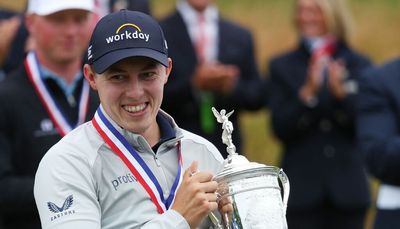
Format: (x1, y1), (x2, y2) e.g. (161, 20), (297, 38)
(185, 161), (198, 178)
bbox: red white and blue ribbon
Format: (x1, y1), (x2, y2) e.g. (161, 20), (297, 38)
(92, 107), (183, 214)
(25, 51), (90, 136)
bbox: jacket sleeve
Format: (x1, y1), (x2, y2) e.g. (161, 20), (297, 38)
(356, 67), (400, 185)
(34, 144), (101, 229)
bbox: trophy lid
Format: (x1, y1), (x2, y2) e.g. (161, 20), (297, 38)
(213, 154), (280, 183)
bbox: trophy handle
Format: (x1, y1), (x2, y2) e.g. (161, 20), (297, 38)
(278, 169), (290, 215)
(208, 212), (223, 229)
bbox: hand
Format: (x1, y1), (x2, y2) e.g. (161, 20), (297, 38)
(219, 64), (239, 95)
(172, 161), (218, 229)
(192, 63), (239, 95)
(299, 57), (324, 102)
(327, 59), (347, 99)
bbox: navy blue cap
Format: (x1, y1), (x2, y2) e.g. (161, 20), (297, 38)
(87, 10), (168, 74)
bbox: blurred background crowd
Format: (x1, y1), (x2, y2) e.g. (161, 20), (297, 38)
(0, 0), (399, 228)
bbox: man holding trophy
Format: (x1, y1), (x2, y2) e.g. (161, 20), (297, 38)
(33, 10), (232, 229)
(33, 9), (289, 229)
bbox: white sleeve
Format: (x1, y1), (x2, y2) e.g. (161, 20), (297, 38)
(34, 146), (101, 229)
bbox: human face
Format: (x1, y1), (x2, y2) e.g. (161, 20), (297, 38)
(84, 57), (172, 138)
(295, 0), (328, 38)
(26, 10), (93, 65)
(186, 0), (214, 12)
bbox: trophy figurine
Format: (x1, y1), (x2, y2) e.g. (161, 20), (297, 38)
(210, 107), (290, 229)
(211, 108), (236, 156)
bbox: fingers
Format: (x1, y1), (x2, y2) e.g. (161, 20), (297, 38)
(201, 180), (218, 193)
(208, 201), (218, 212)
(172, 162), (219, 228)
(189, 173), (218, 195)
(190, 170), (214, 182)
(189, 161), (198, 175)
(219, 202), (233, 214)
(184, 162), (219, 199)
(184, 161), (218, 191)
(184, 161), (199, 179)
(218, 196), (233, 214)
(204, 192), (218, 203)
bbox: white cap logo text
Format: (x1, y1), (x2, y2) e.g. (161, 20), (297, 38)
(106, 23), (150, 44)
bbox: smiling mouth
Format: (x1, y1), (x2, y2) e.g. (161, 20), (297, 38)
(123, 103), (147, 113)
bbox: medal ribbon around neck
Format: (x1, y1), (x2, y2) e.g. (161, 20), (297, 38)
(92, 107), (183, 214)
(24, 51), (90, 136)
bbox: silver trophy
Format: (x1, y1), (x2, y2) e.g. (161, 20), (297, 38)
(210, 107), (290, 229)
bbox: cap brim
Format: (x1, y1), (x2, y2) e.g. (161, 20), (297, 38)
(92, 48), (168, 74)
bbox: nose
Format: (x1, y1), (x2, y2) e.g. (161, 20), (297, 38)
(125, 76), (144, 98)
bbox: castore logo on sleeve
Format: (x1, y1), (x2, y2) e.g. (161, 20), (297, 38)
(47, 195), (76, 222)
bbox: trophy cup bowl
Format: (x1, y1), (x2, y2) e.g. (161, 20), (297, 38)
(210, 108), (290, 229)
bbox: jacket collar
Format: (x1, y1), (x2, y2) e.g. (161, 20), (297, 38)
(298, 37), (348, 58)
(98, 105), (183, 153)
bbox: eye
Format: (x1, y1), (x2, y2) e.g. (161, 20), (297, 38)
(108, 74), (126, 81)
(48, 14), (65, 24)
(74, 14), (90, 25)
(140, 71), (157, 80)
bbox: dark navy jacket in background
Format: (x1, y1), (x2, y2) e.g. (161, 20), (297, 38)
(357, 58), (400, 229)
(357, 58), (400, 185)
(267, 40), (371, 209)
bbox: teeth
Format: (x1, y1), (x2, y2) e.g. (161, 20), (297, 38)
(124, 104), (146, 113)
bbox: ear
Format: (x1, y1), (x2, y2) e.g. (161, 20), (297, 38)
(25, 14), (35, 34)
(83, 64), (97, 90)
(164, 58), (173, 84)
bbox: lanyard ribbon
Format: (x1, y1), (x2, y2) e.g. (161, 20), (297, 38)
(92, 107), (182, 213)
(25, 51), (90, 136)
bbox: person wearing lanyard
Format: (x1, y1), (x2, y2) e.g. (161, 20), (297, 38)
(0, 0), (99, 228)
(34, 10), (231, 229)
